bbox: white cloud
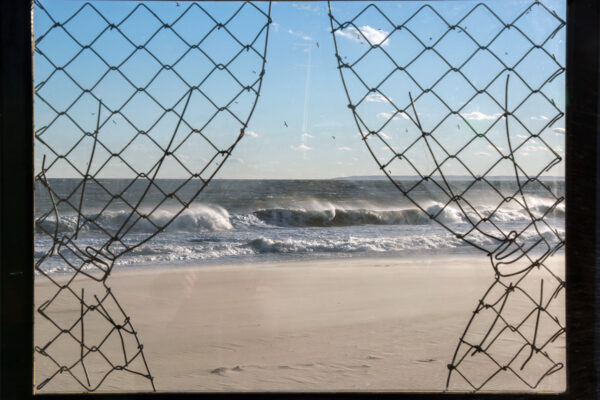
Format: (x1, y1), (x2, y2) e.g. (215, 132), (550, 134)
(287, 28), (313, 41)
(531, 115), (549, 121)
(516, 134), (528, 139)
(377, 111), (410, 120)
(379, 132), (391, 139)
(301, 133), (313, 139)
(462, 111), (502, 121)
(338, 146), (352, 151)
(487, 144), (503, 151)
(554, 145), (564, 154)
(291, 144), (311, 151)
(523, 145), (548, 152)
(476, 151), (490, 156)
(336, 25), (390, 47)
(271, 22), (280, 32)
(301, 4), (320, 13)
(366, 93), (390, 103)
(552, 127), (565, 135)
(293, 3), (320, 13)
(246, 130), (259, 138)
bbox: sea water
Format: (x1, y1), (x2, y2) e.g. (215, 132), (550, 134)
(34, 178), (564, 273)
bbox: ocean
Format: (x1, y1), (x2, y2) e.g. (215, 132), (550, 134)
(35, 178), (565, 274)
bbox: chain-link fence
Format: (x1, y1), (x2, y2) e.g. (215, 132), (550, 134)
(33, 0), (565, 393)
(328, 0), (565, 392)
(33, 0), (271, 391)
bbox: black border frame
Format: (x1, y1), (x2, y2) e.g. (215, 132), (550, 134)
(1, 0), (597, 398)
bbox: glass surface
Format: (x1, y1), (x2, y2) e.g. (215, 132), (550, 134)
(33, 0), (566, 393)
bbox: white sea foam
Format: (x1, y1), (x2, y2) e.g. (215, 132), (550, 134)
(243, 234), (465, 255)
(35, 221), (564, 273)
(150, 205), (233, 232)
(36, 204), (234, 235)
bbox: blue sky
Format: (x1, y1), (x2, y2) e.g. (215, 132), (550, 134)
(34, 0), (566, 179)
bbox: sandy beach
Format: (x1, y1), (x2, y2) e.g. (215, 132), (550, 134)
(34, 255), (565, 393)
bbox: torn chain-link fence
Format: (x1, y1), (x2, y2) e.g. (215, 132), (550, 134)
(33, 0), (271, 391)
(328, 0), (565, 392)
(33, 0), (565, 393)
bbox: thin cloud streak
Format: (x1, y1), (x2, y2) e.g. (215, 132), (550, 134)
(462, 111), (502, 121)
(366, 93), (390, 103)
(291, 144), (311, 151)
(336, 25), (390, 47)
(377, 111), (410, 120)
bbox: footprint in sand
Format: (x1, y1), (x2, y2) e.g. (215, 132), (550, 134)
(211, 367), (228, 375)
(210, 366), (244, 375)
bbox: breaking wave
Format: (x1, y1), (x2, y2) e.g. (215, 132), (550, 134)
(36, 200), (565, 236)
(36, 204), (233, 235)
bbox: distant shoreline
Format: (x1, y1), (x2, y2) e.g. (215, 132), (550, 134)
(332, 175), (565, 181)
(39, 175), (566, 181)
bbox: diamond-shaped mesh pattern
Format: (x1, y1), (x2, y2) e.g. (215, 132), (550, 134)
(34, 0), (272, 392)
(328, 1), (565, 391)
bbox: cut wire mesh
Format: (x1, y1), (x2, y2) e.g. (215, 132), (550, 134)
(328, 0), (565, 391)
(33, 0), (272, 391)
